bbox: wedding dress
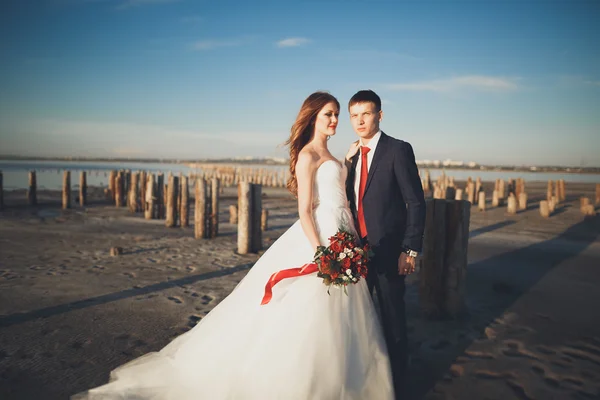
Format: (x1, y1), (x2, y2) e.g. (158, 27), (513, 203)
(74, 160), (393, 400)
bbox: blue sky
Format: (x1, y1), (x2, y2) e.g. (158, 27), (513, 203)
(1, 0), (599, 166)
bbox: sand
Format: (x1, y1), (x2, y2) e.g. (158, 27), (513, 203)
(1, 181), (599, 400)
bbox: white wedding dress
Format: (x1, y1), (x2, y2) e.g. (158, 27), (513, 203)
(74, 160), (393, 400)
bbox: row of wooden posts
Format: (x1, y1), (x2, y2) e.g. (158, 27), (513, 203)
(422, 171), (598, 218)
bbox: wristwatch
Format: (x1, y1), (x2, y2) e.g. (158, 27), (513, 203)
(403, 248), (419, 258)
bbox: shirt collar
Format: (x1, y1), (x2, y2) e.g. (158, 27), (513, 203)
(360, 130), (382, 151)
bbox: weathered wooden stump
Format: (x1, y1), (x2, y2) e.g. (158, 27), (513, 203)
(549, 196), (557, 213)
(237, 182), (252, 254)
(518, 192), (528, 211)
(454, 188), (463, 201)
(79, 171), (87, 206)
(251, 184), (262, 252)
(596, 183), (600, 205)
(507, 194), (517, 215)
(210, 178), (220, 238)
(0, 171), (3, 210)
(478, 191), (486, 211)
(157, 173), (165, 219)
(110, 247), (123, 256)
(128, 172), (138, 212)
(62, 171), (71, 209)
(539, 200), (550, 218)
(180, 175), (189, 227)
(467, 182), (475, 204)
(27, 171), (37, 206)
(559, 179), (566, 202)
(115, 171), (124, 207)
(419, 199), (470, 318)
(166, 175), (179, 227)
(261, 209), (269, 231)
(580, 197), (590, 213)
(229, 205), (238, 224)
(108, 170), (117, 201)
(492, 190), (499, 207)
(194, 178), (207, 239)
(582, 204), (596, 217)
(145, 173), (155, 220)
(547, 180), (553, 202)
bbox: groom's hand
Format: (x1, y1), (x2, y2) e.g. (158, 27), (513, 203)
(398, 253), (416, 275)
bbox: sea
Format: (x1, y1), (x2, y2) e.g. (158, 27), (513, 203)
(0, 160), (598, 190)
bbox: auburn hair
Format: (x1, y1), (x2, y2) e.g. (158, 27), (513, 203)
(284, 91), (340, 197)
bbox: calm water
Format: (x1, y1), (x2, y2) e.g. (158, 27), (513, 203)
(0, 160), (598, 190)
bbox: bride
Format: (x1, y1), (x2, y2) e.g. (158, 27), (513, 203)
(74, 92), (394, 399)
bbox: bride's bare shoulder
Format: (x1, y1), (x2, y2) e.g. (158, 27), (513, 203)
(296, 149), (319, 172)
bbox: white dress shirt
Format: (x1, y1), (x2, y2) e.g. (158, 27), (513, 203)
(354, 130), (382, 208)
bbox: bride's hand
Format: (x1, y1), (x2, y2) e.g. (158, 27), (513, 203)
(345, 141), (360, 162)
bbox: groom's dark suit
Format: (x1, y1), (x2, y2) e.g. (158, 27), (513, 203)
(345, 131), (426, 396)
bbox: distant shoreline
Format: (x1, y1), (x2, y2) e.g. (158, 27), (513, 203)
(1, 157), (599, 175)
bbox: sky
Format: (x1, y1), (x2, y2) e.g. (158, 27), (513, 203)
(0, 0), (599, 166)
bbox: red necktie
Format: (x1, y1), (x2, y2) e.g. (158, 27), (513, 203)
(357, 146), (370, 238)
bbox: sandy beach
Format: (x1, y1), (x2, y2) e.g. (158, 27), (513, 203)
(1, 180), (599, 399)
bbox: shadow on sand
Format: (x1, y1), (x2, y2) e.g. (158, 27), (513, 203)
(408, 215), (600, 399)
(0, 262), (254, 329)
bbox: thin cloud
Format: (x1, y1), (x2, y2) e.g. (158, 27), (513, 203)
(385, 75), (519, 93)
(276, 37), (310, 48)
(584, 80), (600, 87)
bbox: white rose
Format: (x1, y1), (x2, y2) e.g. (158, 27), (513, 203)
(346, 269), (352, 276)
(347, 251), (354, 258)
(338, 252), (347, 260)
(352, 278), (357, 282)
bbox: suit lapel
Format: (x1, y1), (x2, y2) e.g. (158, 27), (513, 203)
(346, 153), (359, 209)
(363, 132), (389, 197)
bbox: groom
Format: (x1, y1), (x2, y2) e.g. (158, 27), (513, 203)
(344, 90), (426, 397)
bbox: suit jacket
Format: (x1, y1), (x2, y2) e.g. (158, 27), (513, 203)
(345, 132), (426, 271)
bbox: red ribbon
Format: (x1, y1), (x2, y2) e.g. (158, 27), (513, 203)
(260, 263), (319, 305)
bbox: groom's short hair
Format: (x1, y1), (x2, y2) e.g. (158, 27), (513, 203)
(348, 90), (381, 112)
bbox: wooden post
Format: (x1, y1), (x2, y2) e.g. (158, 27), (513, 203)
(145, 173), (155, 219)
(261, 209), (268, 231)
(419, 199), (470, 318)
(540, 200), (550, 218)
(237, 182), (252, 254)
(251, 184), (262, 252)
(229, 205), (238, 224)
(0, 171), (4, 210)
(454, 188), (463, 201)
(194, 178), (207, 239)
(478, 191), (486, 211)
(115, 171), (124, 207)
(498, 179), (505, 200)
(559, 180), (566, 202)
(62, 171), (71, 209)
(166, 175), (179, 227)
(596, 183), (600, 205)
(467, 182), (475, 204)
(139, 171), (147, 211)
(28, 171), (37, 206)
(507, 194), (517, 215)
(554, 180), (561, 205)
(444, 186), (456, 200)
(518, 192), (528, 211)
(129, 172), (138, 212)
(582, 204), (596, 217)
(157, 173), (165, 219)
(547, 180), (553, 202)
(180, 175), (189, 227)
(580, 197), (590, 213)
(492, 190), (499, 207)
(79, 171), (87, 206)
(210, 178), (219, 238)
(108, 170), (117, 201)
(475, 177), (482, 197)
(549, 196), (557, 213)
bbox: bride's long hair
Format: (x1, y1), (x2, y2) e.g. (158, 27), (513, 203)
(285, 91), (340, 197)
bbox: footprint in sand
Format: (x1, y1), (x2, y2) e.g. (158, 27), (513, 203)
(473, 370), (516, 380)
(200, 295), (214, 305)
(561, 348), (600, 367)
(464, 350), (495, 360)
(167, 296), (183, 304)
(186, 266), (195, 272)
(188, 315), (202, 327)
(123, 272), (136, 278)
(505, 379), (535, 400)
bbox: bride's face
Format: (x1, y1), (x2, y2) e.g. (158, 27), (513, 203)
(315, 102), (339, 138)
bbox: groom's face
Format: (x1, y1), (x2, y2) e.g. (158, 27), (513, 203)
(349, 102), (382, 140)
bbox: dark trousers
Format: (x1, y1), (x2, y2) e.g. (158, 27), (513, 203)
(364, 237), (408, 399)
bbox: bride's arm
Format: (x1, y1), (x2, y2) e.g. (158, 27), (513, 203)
(295, 153), (321, 252)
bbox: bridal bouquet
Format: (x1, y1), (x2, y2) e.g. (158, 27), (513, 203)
(314, 230), (372, 294)
(260, 229), (372, 305)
